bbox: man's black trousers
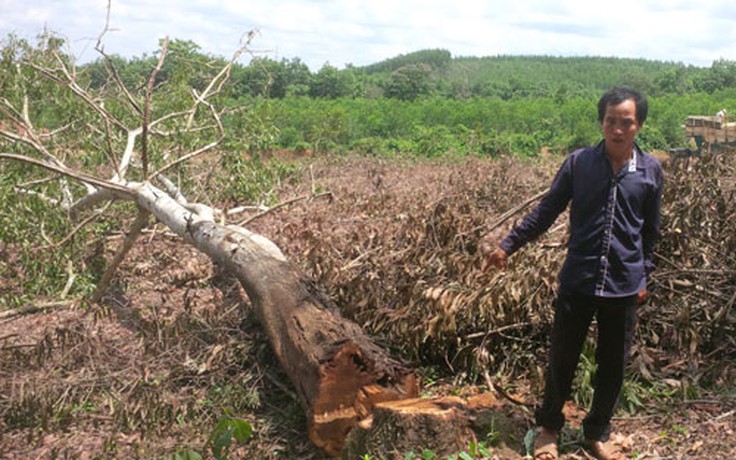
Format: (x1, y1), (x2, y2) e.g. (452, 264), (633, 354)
(535, 289), (638, 441)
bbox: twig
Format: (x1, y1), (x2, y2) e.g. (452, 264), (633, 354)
(712, 409), (736, 422)
(61, 259), (77, 298)
(482, 370), (532, 407)
(0, 299), (80, 321)
(95, 0), (142, 117)
(460, 188), (548, 238)
(38, 203), (112, 250)
(715, 288), (736, 323)
(236, 191), (333, 226)
(340, 246), (383, 272)
(464, 322), (531, 340)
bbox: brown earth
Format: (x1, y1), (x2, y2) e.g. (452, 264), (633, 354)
(1, 154), (734, 459)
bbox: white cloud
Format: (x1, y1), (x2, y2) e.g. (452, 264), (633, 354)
(1, 0), (734, 69)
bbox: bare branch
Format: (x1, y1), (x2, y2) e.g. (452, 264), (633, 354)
(94, 0), (142, 115)
(0, 299), (80, 322)
(185, 29), (258, 129)
(112, 127), (143, 182)
(237, 191), (333, 226)
(0, 153), (134, 199)
(150, 138), (222, 181)
(90, 208), (150, 304)
(1, 94), (76, 204)
(41, 203), (112, 249)
(0, 98), (65, 167)
(28, 62), (128, 133)
(142, 37), (169, 179)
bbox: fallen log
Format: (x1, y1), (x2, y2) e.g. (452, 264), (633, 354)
(133, 183), (421, 455)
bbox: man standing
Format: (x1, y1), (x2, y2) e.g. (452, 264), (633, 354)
(485, 87), (663, 460)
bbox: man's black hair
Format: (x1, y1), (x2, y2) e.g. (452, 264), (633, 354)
(597, 86), (648, 126)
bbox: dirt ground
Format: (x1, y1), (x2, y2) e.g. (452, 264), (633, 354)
(1, 154), (734, 459)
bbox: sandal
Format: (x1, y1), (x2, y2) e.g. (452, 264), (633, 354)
(534, 427), (559, 460)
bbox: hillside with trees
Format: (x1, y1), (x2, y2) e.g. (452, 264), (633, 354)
(16, 37), (736, 160)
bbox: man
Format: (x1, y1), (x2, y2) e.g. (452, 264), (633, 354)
(484, 87), (663, 460)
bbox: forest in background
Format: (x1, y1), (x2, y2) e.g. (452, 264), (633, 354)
(5, 34), (736, 160)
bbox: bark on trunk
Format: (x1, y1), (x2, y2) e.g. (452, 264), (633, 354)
(135, 183), (419, 455)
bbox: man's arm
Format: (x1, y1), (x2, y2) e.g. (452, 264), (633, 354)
(484, 155), (574, 271)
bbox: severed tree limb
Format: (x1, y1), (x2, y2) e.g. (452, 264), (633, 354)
(0, 30), (466, 457)
(0, 153), (133, 198)
(90, 208), (151, 303)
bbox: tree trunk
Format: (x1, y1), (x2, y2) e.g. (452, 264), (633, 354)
(135, 183), (419, 455)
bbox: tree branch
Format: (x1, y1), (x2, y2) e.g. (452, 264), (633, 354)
(0, 153), (134, 199)
(90, 208), (150, 303)
(142, 37), (169, 179)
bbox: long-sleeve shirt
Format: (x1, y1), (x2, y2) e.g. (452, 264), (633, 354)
(499, 140), (664, 297)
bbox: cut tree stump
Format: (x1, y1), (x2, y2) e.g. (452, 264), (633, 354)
(342, 392), (521, 459)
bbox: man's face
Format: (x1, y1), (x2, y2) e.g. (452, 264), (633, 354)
(601, 98), (641, 156)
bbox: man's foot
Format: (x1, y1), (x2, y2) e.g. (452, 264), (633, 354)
(584, 437), (627, 460)
(534, 427), (558, 460)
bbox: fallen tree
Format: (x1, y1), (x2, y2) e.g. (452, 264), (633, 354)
(0, 22), (516, 458)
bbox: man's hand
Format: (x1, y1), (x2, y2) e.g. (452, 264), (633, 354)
(637, 289), (648, 305)
(483, 247), (508, 271)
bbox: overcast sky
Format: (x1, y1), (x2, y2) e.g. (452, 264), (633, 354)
(3, 0), (736, 70)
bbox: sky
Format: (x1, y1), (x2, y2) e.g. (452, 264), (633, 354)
(2, 0), (736, 70)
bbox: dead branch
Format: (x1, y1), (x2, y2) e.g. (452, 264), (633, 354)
(142, 37), (169, 179)
(91, 208), (150, 303)
(237, 191), (334, 226)
(0, 299), (80, 322)
(0, 153), (133, 198)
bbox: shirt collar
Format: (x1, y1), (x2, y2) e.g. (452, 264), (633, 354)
(597, 140), (644, 172)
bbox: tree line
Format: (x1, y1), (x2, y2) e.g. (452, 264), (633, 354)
(3, 33), (736, 159)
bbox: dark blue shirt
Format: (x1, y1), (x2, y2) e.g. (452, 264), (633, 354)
(499, 141), (664, 297)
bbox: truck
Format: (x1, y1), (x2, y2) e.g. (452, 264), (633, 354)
(684, 113), (736, 154)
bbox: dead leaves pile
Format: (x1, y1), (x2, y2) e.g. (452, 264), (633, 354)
(278, 152), (735, 389)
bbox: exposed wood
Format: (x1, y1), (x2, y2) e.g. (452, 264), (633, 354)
(342, 393), (517, 459)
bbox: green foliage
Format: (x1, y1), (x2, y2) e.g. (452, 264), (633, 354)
(216, 151), (300, 205)
(160, 415), (253, 460)
(363, 48), (452, 74)
(224, 97), (280, 156)
(449, 441), (494, 460)
(0, 162), (101, 308)
(207, 414), (253, 460)
(385, 64), (434, 101)
(572, 340), (597, 409)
